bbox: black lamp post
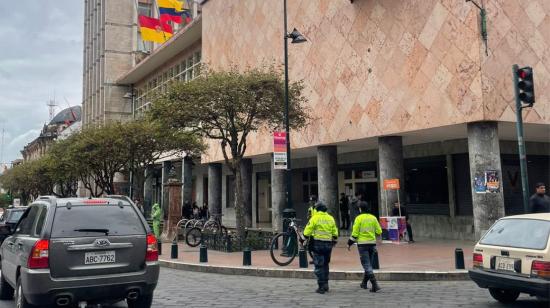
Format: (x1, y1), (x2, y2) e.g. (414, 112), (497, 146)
(282, 0), (306, 223)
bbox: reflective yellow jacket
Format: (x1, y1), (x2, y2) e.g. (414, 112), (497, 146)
(304, 211), (338, 241)
(307, 206), (317, 219)
(350, 213), (382, 244)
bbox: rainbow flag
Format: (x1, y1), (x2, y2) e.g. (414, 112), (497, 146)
(138, 15), (173, 43)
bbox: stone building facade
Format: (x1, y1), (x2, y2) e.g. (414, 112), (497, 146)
(82, 0), (137, 126)
(113, 0), (549, 240)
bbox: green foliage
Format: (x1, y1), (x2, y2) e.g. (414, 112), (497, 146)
(0, 158), (54, 203)
(148, 66), (310, 236)
(0, 118), (203, 199)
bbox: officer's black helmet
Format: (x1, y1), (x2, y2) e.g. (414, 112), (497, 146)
(315, 202), (328, 212)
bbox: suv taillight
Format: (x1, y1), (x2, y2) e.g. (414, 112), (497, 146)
(28, 239), (49, 269)
(146, 234), (158, 262)
(473, 253), (483, 268)
(531, 260), (550, 279)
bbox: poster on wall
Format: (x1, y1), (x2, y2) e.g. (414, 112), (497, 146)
(474, 173), (486, 194)
(473, 170), (500, 193)
(485, 170), (500, 193)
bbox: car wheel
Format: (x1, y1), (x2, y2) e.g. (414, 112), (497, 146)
(0, 268), (14, 299)
(488, 288), (520, 303)
(15, 277), (36, 308)
(127, 294), (153, 308)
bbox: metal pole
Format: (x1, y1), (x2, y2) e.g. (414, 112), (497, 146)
(512, 64), (530, 213)
(283, 0), (292, 211)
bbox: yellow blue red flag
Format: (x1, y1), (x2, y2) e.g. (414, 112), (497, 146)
(158, 0), (191, 24)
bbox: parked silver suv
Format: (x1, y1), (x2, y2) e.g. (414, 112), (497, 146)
(0, 196), (159, 307)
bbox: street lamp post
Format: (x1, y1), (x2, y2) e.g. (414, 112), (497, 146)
(282, 0), (306, 224)
(123, 88), (136, 199)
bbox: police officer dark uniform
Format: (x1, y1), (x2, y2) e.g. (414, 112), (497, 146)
(303, 202), (338, 294)
(347, 202), (382, 292)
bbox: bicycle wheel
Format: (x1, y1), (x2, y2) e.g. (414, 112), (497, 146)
(270, 232), (298, 266)
(185, 227), (202, 247)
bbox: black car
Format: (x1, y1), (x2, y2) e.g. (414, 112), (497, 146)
(0, 207), (27, 245)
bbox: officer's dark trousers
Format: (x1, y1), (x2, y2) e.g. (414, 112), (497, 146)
(358, 244), (377, 275)
(312, 240), (333, 286)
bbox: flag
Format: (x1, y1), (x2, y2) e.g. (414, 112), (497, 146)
(138, 15), (173, 43)
(158, 0), (191, 24)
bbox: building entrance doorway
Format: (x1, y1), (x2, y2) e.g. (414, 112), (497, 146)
(256, 172), (271, 226)
(354, 182), (379, 218)
(338, 164), (379, 218)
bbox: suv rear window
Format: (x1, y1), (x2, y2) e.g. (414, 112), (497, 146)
(7, 210), (25, 223)
(480, 218), (550, 250)
(51, 205), (145, 238)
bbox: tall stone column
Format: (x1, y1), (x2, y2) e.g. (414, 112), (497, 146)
(241, 158), (253, 228)
(181, 156), (193, 205)
(143, 165), (154, 216)
(317, 146), (339, 225)
(467, 122), (505, 240)
(271, 155), (286, 232)
(161, 161), (172, 220)
(378, 136), (405, 216)
(208, 163), (222, 217)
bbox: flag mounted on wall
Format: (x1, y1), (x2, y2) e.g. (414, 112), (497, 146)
(158, 0), (191, 24)
(138, 15), (173, 43)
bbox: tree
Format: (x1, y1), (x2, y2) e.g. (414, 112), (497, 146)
(122, 120), (204, 201)
(0, 158), (54, 203)
(149, 66), (310, 237)
(65, 120), (203, 197)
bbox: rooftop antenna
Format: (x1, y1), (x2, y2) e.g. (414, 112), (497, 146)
(46, 92), (58, 122)
(0, 125), (4, 170)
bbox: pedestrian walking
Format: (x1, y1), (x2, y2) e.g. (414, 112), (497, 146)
(192, 202), (200, 219)
(151, 203), (162, 239)
(347, 202), (382, 292)
(182, 200), (192, 219)
(349, 192), (361, 226)
(339, 193), (350, 230)
(529, 182), (550, 213)
(303, 202), (338, 294)
(391, 202), (414, 243)
(201, 203), (209, 220)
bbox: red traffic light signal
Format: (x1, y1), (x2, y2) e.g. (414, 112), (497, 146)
(516, 67), (535, 106)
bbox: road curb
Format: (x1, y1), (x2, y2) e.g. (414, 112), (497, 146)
(159, 260), (470, 281)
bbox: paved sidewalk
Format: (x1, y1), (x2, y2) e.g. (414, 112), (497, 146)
(159, 237), (474, 274)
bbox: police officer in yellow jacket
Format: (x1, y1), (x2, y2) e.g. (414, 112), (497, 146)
(347, 202), (382, 292)
(303, 202), (338, 294)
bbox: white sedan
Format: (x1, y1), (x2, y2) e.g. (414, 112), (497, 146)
(469, 213), (550, 303)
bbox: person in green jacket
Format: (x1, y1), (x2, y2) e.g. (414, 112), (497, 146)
(151, 203), (162, 238)
(303, 202), (338, 294)
(347, 202), (382, 292)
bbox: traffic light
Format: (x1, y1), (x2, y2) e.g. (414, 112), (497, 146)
(516, 67), (535, 106)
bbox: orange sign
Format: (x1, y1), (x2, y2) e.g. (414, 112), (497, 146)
(383, 179), (400, 190)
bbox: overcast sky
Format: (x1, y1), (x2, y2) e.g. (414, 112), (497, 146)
(0, 1), (83, 168)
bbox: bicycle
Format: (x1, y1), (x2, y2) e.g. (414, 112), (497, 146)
(185, 214), (228, 247)
(269, 218), (313, 266)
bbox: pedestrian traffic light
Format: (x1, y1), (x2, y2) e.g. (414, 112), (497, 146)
(516, 66), (535, 107)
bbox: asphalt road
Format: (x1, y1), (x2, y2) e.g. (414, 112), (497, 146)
(0, 268), (546, 307)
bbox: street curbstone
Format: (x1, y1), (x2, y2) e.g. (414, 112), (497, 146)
(159, 260), (470, 281)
